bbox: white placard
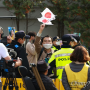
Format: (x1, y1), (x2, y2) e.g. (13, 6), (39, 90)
(37, 8), (56, 25)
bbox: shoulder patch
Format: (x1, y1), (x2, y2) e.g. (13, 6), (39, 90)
(14, 44), (19, 48)
(6, 44), (10, 47)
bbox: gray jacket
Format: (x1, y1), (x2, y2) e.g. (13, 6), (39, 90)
(62, 62), (90, 90)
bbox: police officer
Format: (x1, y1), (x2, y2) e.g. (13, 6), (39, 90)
(52, 36), (61, 51)
(6, 31), (32, 78)
(67, 34), (81, 49)
(48, 34), (74, 80)
(67, 34), (90, 65)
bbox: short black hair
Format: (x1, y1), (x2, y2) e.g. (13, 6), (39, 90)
(41, 35), (52, 44)
(15, 37), (23, 41)
(28, 32), (36, 38)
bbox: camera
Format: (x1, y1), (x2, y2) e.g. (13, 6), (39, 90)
(0, 48), (18, 70)
(0, 49), (19, 90)
(0, 46), (22, 90)
(7, 48), (17, 59)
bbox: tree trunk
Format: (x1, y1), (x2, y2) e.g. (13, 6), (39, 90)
(61, 20), (64, 37)
(25, 13), (28, 44)
(57, 20), (64, 38)
(57, 21), (61, 37)
(16, 17), (19, 31)
(26, 14), (28, 35)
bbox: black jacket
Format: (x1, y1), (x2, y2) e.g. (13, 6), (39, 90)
(52, 45), (61, 51)
(62, 62), (90, 90)
(6, 40), (32, 78)
(88, 47), (90, 56)
(32, 74), (57, 90)
(72, 43), (81, 49)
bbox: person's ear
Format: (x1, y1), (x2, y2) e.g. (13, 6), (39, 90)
(45, 70), (48, 75)
(47, 70), (48, 74)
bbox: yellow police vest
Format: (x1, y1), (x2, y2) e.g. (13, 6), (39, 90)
(65, 64), (89, 90)
(48, 48), (74, 80)
(52, 46), (58, 51)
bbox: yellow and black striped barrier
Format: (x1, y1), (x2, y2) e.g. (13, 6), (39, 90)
(1, 78), (65, 90)
(1, 78), (25, 90)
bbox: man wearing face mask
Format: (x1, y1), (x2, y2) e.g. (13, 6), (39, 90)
(6, 31), (33, 78)
(48, 34), (74, 80)
(67, 34), (81, 49)
(26, 32), (37, 66)
(34, 24), (54, 61)
(69, 34), (90, 65)
(52, 36), (61, 51)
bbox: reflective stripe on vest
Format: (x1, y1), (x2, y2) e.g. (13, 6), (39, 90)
(48, 48), (74, 80)
(56, 49), (73, 79)
(56, 66), (65, 70)
(55, 53), (71, 58)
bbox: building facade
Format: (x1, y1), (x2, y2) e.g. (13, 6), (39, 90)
(0, 0), (69, 38)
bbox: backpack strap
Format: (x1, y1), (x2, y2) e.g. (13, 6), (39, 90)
(38, 47), (44, 60)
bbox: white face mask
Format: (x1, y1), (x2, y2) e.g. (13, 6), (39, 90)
(56, 41), (60, 45)
(43, 44), (52, 49)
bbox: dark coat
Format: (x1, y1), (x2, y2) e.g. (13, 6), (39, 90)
(32, 74), (57, 90)
(72, 43), (81, 49)
(6, 40), (32, 78)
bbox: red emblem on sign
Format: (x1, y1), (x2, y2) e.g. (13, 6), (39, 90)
(42, 19), (49, 23)
(45, 12), (51, 18)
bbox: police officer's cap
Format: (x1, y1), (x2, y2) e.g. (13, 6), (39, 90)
(72, 34), (80, 42)
(67, 34), (80, 42)
(53, 36), (60, 41)
(62, 34), (73, 43)
(15, 30), (30, 39)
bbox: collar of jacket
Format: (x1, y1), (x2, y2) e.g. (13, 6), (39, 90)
(44, 48), (54, 54)
(61, 44), (71, 48)
(11, 40), (22, 47)
(53, 45), (60, 50)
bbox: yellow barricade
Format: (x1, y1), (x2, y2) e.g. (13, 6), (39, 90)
(1, 78), (26, 90)
(52, 79), (65, 90)
(1, 78), (65, 90)
(60, 80), (65, 90)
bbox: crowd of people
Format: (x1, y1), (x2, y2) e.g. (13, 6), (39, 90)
(0, 24), (90, 90)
